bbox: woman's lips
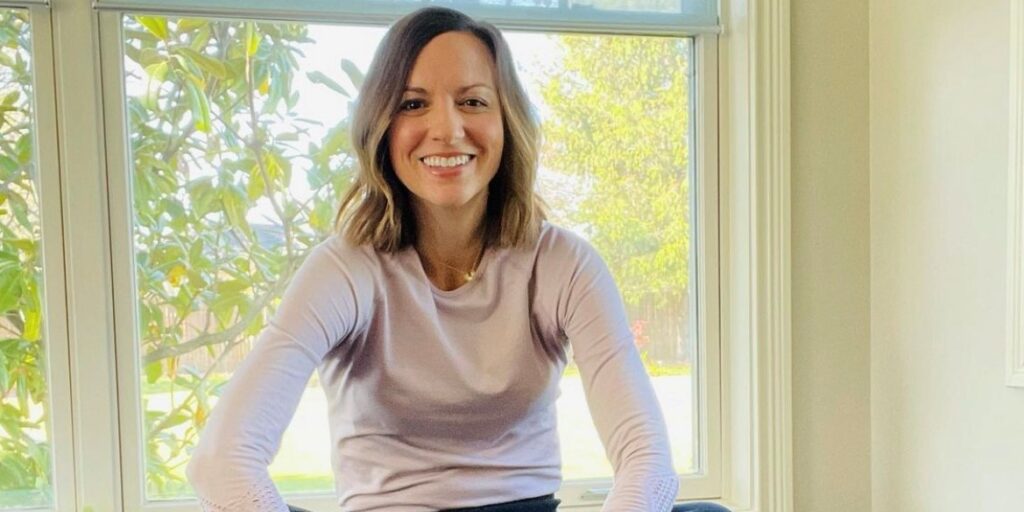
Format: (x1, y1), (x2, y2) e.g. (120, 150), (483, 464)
(420, 155), (475, 177)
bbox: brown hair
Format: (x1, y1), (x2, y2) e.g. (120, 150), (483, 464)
(333, 6), (545, 251)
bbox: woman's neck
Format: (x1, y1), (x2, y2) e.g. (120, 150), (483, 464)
(412, 200), (488, 289)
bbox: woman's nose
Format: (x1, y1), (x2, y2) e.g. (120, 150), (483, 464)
(427, 102), (465, 142)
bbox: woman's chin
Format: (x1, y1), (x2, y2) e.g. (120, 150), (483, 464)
(414, 192), (484, 213)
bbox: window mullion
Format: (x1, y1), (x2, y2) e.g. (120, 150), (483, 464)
(50, 0), (123, 510)
(29, 4), (78, 511)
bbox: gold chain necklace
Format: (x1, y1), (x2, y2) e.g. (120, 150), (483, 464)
(435, 243), (486, 283)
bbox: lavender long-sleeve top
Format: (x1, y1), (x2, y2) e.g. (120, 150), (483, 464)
(186, 222), (678, 511)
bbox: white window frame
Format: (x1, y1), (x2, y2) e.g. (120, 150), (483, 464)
(96, 12), (721, 510)
(1007, 0), (1024, 388)
(19, 0), (793, 510)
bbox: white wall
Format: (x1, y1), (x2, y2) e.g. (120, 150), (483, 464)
(790, 0), (872, 511)
(870, 0), (1024, 509)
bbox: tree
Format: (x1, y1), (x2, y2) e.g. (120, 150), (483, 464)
(125, 16), (361, 496)
(0, 14), (362, 499)
(540, 34), (691, 362)
(0, 10), (50, 505)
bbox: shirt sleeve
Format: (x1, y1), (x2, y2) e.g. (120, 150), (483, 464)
(556, 233), (679, 511)
(185, 237), (374, 511)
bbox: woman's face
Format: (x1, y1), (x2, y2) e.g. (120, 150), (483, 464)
(388, 31), (504, 216)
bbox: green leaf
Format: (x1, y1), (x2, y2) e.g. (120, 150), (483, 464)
(340, 58), (364, 89)
(318, 125), (350, 165)
(137, 16), (169, 41)
(16, 133), (31, 164)
(220, 185), (251, 237)
(16, 373), (27, 412)
(188, 238), (207, 266)
(186, 177), (216, 217)
(143, 61), (169, 82)
(175, 18), (207, 33)
(0, 261), (22, 312)
(214, 279), (250, 295)
(184, 79), (211, 133)
(309, 200), (333, 233)
(267, 149), (291, 183)
(22, 309), (40, 342)
(1, 89), (20, 106)
(210, 293), (244, 329)
(148, 243), (185, 269)
(243, 310), (264, 337)
(137, 47), (163, 68)
(145, 361), (162, 385)
(0, 351), (8, 391)
(245, 23), (260, 58)
(173, 47), (228, 79)
(190, 24), (212, 52)
(306, 71), (349, 98)
(0, 154), (18, 174)
(162, 412), (190, 429)
(247, 170), (265, 201)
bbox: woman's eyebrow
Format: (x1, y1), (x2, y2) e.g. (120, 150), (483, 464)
(402, 83), (495, 94)
(457, 83), (494, 93)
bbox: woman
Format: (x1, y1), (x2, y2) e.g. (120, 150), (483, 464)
(187, 6), (690, 511)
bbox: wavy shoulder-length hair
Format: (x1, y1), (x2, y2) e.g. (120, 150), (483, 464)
(333, 6), (546, 252)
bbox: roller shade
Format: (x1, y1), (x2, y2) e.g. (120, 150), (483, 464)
(93, 0), (719, 35)
(0, 0), (49, 7)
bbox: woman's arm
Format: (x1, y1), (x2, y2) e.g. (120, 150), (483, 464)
(556, 234), (679, 511)
(186, 239), (373, 511)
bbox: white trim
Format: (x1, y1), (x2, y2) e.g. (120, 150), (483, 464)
(1007, 0), (1024, 388)
(693, 30), (724, 502)
(718, 0), (792, 509)
(51, 0), (123, 510)
(99, 15), (724, 509)
(29, 4), (77, 511)
(98, 9), (148, 509)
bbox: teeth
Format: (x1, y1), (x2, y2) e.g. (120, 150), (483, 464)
(422, 155), (471, 168)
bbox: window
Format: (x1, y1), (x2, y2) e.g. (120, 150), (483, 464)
(9, 0), (816, 510)
(112, 14), (718, 506)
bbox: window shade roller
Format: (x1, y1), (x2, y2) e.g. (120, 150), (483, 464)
(92, 0), (719, 35)
(0, 0), (49, 7)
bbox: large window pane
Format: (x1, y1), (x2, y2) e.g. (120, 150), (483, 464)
(528, 33), (696, 479)
(0, 8), (53, 510)
(122, 16), (359, 498)
(123, 16), (695, 500)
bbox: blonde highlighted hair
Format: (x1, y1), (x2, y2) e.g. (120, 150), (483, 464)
(333, 6), (545, 251)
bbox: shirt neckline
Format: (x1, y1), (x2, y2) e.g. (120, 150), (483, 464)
(406, 245), (493, 298)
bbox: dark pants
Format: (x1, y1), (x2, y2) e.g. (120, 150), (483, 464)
(440, 494), (561, 511)
(673, 504), (733, 512)
(440, 498), (732, 512)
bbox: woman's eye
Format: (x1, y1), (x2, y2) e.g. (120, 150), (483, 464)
(399, 99), (424, 111)
(463, 98), (488, 108)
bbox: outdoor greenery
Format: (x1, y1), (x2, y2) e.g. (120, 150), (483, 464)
(542, 34), (691, 361)
(123, 16), (357, 496)
(0, 9), (50, 507)
(0, 12), (692, 503)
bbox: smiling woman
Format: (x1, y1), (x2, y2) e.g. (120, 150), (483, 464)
(335, 7), (543, 259)
(185, 6), (679, 512)
(388, 32), (506, 289)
